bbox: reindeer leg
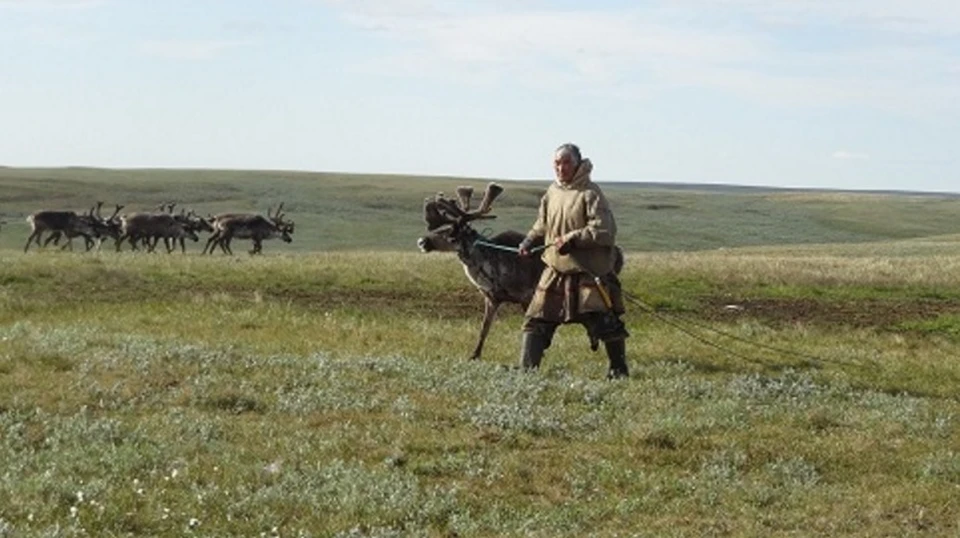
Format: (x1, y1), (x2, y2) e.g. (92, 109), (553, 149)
(470, 297), (500, 361)
(24, 230), (42, 252)
(43, 231), (59, 248)
(213, 234), (227, 254)
(221, 235), (233, 255)
(202, 232), (219, 254)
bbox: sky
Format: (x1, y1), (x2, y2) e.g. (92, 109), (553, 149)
(1, 0), (959, 192)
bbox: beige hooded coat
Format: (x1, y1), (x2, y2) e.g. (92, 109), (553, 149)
(524, 159), (625, 322)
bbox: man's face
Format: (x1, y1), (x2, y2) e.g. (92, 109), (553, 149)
(554, 152), (578, 184)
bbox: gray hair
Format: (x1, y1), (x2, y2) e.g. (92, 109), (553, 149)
(554, 143), (582, 165)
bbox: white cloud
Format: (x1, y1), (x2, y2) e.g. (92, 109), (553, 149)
(321, 1), (960, 116)
(12, 23), (96, 46)
(833, 150), (870, 160)
(682, 0), (960, 36)
(139, 39), (250, 61)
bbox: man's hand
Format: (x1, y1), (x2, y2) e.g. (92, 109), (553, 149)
(555, 237), (572, 255)
(518, 238), (533, 257)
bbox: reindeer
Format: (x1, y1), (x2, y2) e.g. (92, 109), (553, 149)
(418, 183), (624, 361)
(148, 203), (214, 253)
(171, 210), (213, 253)
(115, 212), (199, 253)
(203, 203), (294, 255)
(24, 207), (98, 252)
(45, 202), (124, 251)
(417, 183), (546, 361)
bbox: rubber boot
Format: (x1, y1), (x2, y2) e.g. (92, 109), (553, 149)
(520, 331), (546, 371)
(604, 338), (629, 379)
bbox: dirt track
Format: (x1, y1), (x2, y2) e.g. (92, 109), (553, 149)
(700, 297), (960, 329)
(264, 286), (960, 331)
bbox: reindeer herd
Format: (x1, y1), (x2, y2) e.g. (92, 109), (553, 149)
(17, 202), (295, 255)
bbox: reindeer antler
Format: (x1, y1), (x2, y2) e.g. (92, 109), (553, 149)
(423, 198), (451, 231)
(470, 183), (503, 216)
(433, 197), (466, 220)
(267, 202), (288, 224)
(428, 183), (503, 225)
(455, 186), (474, 212)
(109, 204), (124, 221)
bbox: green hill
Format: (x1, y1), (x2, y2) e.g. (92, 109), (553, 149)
(3, 167), (960, 252)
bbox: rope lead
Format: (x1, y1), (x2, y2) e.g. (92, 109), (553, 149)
(472, 238), (871, 370)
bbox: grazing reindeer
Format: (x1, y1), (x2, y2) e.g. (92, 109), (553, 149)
(418, 183), (624, 360)
(24, 207), (98, 252)
(115, 213), (199, 252)
(204, 204), (294, 255)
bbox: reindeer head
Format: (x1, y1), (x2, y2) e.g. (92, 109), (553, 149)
(268, 203), (295, 243)
(181, 210), (214, 233)
(93, 202), (125, 240)
(418, 183), (503, 252)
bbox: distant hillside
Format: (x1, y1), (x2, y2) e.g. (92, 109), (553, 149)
(604, 180), (960, 198)
(3, 167), (960, 252)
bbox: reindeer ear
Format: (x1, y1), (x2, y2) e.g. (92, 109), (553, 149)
(455, 186), (474, 211)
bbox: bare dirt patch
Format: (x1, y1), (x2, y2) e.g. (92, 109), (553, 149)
(699, 297), (960, 329)
(199, 284), (960, 331)
(264, 287), (510, 319)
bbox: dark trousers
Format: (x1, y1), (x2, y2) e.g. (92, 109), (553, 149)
(522, 312), (628, 350)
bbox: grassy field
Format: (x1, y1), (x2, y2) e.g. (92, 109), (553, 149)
(2, 168), (960, 536)
(4, 166), (960, 252)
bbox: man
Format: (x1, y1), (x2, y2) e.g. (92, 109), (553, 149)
(518, 143), (629, 379)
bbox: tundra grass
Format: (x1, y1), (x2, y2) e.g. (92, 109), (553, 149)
(6, 166), (960, 253)
(2, 248), (960, 536)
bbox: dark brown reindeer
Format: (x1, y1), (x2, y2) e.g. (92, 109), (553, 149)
(45, 202), (124, 251)
(418, 183), (624, 361)
(417, 183), (547, 361)
(24, 207), (98, 252)
(203, 204), (294, 255)
(150, 202), (214, 253)
(115, 212), (199, 252)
